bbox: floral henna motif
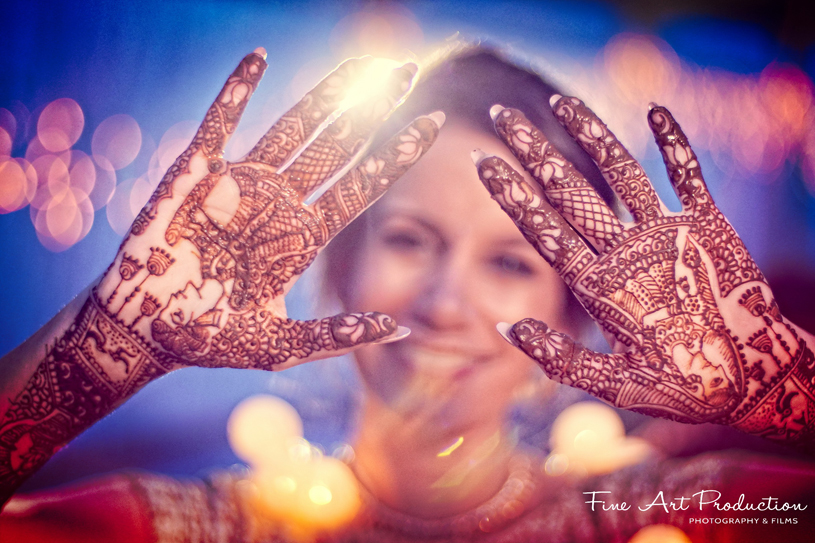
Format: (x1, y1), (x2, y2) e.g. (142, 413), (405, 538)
(552, 97), (663, 223)
(648, 106), (763, 298)
(482, 100), (815, 448)
(0, 53), (440, 501)
(492, 107), (623, 252)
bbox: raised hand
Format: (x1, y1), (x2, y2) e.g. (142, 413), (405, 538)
(477, 97), (814, 447)
(0, 50), (442, 500)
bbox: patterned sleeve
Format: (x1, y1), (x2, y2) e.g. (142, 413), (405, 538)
(127, 469), (254, 543)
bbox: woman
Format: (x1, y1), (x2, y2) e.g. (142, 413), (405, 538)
(2, 46), (815, 542)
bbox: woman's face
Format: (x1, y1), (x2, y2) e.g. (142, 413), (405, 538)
(347, 120), (569, 433)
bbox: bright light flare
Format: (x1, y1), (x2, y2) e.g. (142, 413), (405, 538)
(227, 395), (304, 464)
(548, 402), (653, 476)
(337, 58), (404, 112)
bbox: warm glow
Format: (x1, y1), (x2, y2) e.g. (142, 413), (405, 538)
(437, 436), (464, 457)
(0, 158), (37, 213)
(228, 395), (361, 534)
(329, 4), (423, 60)
(227, 395), (304, 464)
(627, 524), (692, 543)
(549, 402), (652, 476)
(308, 485), (333, 505)
(337, 58), (404, 112)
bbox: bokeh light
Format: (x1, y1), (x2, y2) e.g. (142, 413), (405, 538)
(106, 176), (138, 236)
(228, 395), (361, 535)
(546, 402), (653, 477)
(0, 128), (12, 157)
(30, 184), (94, 252)
(37, 98), (84, 153)
(227, 395), (304, 464)
(627, 524), (692, 543)
(329, 3), (423, 61)
(92, 114), (142, 171)
(0, 158), (37, 213)
(0, 108), (17, 150)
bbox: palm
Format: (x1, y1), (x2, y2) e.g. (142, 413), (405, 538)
(95, 51), (440, 378)
(479, 98), (810, 435)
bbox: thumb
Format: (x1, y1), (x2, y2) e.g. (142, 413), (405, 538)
(497, 318), (626, 400)
(271, 312), (408, 369)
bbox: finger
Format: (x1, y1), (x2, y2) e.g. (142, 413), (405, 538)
(551, 95), (663, 223)
(475, 154), (594, 284)
(263, 312), (406, 370)
(491, 106), (623, 252)
(314, 111), (445, 240)
(130, 49), (268, 236)
(647, 105), (712, 213)
(498, 319), (628, 403)
(285, 63), (418, 199)
(245, 57), (372, 168)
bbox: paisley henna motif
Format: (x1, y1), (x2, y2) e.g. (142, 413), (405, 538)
(0, 52), (441, 502)
(482, 100), (814, 449)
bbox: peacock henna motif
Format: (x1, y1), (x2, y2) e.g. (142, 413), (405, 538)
(481, 99), (814, 448)
(0, 51), (442, 503)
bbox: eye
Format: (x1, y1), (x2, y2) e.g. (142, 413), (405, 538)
(382, 231), (423, 250)
(491, 254), (534, 277)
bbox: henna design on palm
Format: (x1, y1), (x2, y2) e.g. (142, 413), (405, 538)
(0, 50), (443, 501)
(479, 99), (814, 448)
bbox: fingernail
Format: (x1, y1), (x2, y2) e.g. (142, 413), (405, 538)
(648, 102), (658, 111)
(496, 322), (515, 345)
(427, 110), (446, 129)
(471, 148), (488, 166)
(489, 104), (506, 121)
(253, 47), (268, 60)
(401, 62), (419, 77)
(373, 326), (411, 345)
(549, 94), (563, 108)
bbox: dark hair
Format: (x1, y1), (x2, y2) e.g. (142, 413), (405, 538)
(322, 45), (606, 335)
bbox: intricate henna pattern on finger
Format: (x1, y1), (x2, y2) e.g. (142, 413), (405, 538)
(283, 64), (417, 198)
(490, 102), (815, 447)
(130, 51), (267, 236)
(509, 318), (736, 423)
(245, 58), (369, 167)
(493, 107), (623, 252)
(315, 114), (441, 238)
(477, 156), (594, 282)
(0, 54), (432, 501)
(647, 106), (763, 298)
(552, 96), (663, 223)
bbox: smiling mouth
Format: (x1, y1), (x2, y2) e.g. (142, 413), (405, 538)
(394, 342), (494, 378)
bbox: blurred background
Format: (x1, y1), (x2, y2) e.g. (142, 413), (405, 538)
(2, 0), (815, 492)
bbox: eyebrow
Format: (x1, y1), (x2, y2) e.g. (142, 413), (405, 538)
(378, 210), (447, 243)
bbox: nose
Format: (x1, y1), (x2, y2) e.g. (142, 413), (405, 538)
(412, 249), (475, 331)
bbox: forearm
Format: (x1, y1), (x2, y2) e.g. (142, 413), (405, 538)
(0, 282), (174, 505)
